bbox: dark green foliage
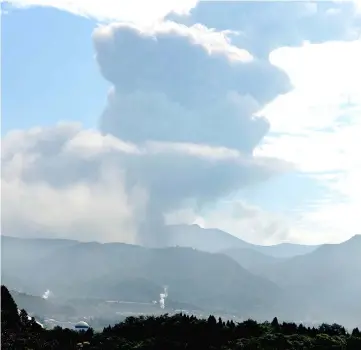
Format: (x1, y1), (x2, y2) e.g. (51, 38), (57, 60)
(351, 327), (360, 337)
(2, 285), (361, 349)
(1, 285), (21, 330)
(1, 285), (45, 349)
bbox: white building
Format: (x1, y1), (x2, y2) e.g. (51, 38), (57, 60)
(74, 321), (90, 332)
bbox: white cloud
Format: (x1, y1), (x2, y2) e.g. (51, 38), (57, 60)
(1, 124), (144, 242)
(94, 21), (253, 63)
(184, 0), (361, 59)
(254, 39), (361, 243)
(1, 123), (282, 243)
(167, 200), (291, 245)
(5, 0), (198, 24)
(340, 0), (361, 13)
(260, 40), (361, 135)
(1, 168), (143, 243)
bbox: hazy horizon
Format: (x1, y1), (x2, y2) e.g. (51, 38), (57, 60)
(2, 226), (360, 247)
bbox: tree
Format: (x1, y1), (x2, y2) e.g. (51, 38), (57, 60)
(352, 328), (360, 337)
(1, 292), (360, 350)
(207, 315), (217, 326)
(1, 285), (21, 330)
(319, 323), (347, 336)
(271, 317), (279, 328)
(19, 309), (30, 327)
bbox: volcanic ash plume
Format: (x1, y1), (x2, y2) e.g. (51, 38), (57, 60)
(159, 286), (168, 309)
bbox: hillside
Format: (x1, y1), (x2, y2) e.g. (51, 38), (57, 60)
(261, 235), (361, 324)
(164, 224), (249, 252)
(265, 235), (361, 288)
(10, 290), (76, 319)
(219, 247), (283, 276)
(1, 235), (281, 318)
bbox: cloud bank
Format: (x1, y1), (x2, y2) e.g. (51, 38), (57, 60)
(4, 0), (198, 24)
(175, 1), (361, 57)
(256, 39), (361, 244)
(1, 123), (286, 244)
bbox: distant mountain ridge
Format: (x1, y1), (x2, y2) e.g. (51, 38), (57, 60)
(1, 235), (281, 318)
(260, 234), (361, 326)
(164, 224), (319, 258)
(2, 224), (320, 259)
(218, 247), (283, 276)
(2, 232), (360, 326)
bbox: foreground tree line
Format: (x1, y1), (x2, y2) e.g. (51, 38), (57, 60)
(2, 286), (361, 349)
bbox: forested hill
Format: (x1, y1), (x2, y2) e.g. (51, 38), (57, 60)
(2, 285), (361, 350)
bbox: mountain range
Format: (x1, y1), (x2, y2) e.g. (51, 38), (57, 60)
(164, 224), (319, 258)
(1, 235), (280, 319)
(1, 227), (360, 327)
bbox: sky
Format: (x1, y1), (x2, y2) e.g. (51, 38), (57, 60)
(1, 0), (361, 246)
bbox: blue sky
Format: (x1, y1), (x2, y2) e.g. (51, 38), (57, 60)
(1, 0), (361, 245)
(1, 5), (108, 132)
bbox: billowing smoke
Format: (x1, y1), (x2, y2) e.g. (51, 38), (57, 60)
(42, 289), (53, 299)
(91, 21), (292, 244)
(2, 0), (361, 247)
(159, 286), (168, 309)
(2, 12), (306, 245)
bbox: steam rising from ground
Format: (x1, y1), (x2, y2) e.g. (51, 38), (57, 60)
(159, 286), (168, 309)
(42, 289), (53, 299)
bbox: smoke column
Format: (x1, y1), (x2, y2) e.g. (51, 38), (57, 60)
(159, 286), (168, 309)
(42, 289), (52, 299)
